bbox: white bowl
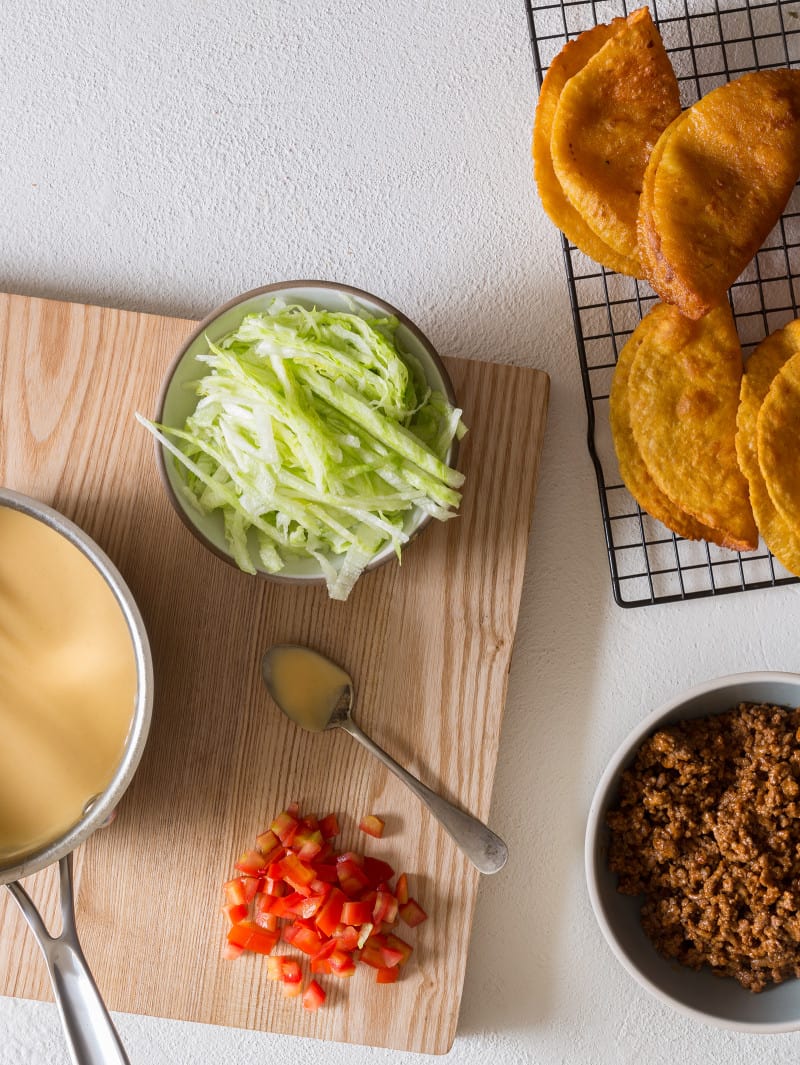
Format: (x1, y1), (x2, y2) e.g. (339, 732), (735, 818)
(586, 671), (800, 1033)
(154, 281), (459, 585)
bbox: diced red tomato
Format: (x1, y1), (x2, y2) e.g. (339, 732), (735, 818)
(234, 849), (267, 876)
(223, 877), (248, 907)
(337, 860), (370, 896)
(359, 814), (385, 839)
(293, 926), (324, 955)
(334, 925), (359, 952)
(302, 980), (326, 1011)
(281, 958), (302, 984)
(319, 813), (340, 840)
(384, 933), (413, 965)
(311, 938), (337, 963)
(399, 898), (428, 927)
(270, 810), (300, 846)
(311, 863), (338, 884)
(221, 805), (426, 1007)
(341, 900), (372, 926)
(315, 887), (345, 937)
(372, 890), (398, 925)
(226, 921), (280, 955)
(329, 949), (356, 977)
(395, 873), (409, 906)
(255, 828), (280, 856)
(363, 856), (394, 887)
(222, 902), (249, 925)
(254, 911), (279, 932)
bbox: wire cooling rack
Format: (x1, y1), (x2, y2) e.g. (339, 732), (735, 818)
(525, 0), (800, 607)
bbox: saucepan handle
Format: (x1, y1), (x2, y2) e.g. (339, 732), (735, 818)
(6, 853), (130, 1065)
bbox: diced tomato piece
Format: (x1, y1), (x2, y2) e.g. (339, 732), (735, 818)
(264, 877), (287, 898)
(281, 958), (302, 984)
(357, 922), (374, 949)
(234, 849), (267, 876)
(310, 863), (338, 884)
(363, 856), (395, 887)
(293, 925), (324, 955)
(282, 923), (301, 946)
(341, 900), (373, 926)
(311, 938), (337, 963)
(380, 944), (405, 968)
(270, 810), (300, 846)
(290, 895), (323, 919)
(286, 802), (301, 818)
(295, 828), (324, 861)
(334, 925), (359, 952)
(310, 958), (332, 974)
(255, 828), (280, 856)
(329, 949), (356, 976)
(336, 851), (365, 867)
(278, 853), (316, 886)
(309, 878), (332, 897)
(302, 980), (326, 1011)
(384, 932), (413, 965)
(359, 942), (385, 969)
(399, 898), (428, 928)
(254, 911), (279, 932)
(222, 942), (244, 960)
(222, 902), (249, 926)
(271, 891), (306, 918)
(315, 887), (345, 937)
(395, 873), (409, 906)
(337, 860), (370, 896)
(376, 966), (399, 984)
(226, 921), (279, 955)
(226, 923), (255, 949)
(266, 956), (285, 981)
(249, 927), (280, 955)
(223, 877), (248, 907)
(359, 814), (385, 839)
(301, 814), (319, 830)
(372, 890), (398, 925)
(281, 979), (303, 997)
(319, 813), (340, 840)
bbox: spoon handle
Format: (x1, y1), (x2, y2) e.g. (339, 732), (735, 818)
(339, 718), (508, 874)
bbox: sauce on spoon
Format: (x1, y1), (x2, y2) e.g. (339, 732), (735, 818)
(262, 645), (350, 732)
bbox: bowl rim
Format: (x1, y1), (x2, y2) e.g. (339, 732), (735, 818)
(153, 280), (460, 584)
(585, 670), (800, 1033)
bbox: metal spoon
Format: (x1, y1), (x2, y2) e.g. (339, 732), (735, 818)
(261, 644), (508, 874)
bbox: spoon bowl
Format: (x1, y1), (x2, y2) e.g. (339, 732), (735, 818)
(261, 644), (508, 875)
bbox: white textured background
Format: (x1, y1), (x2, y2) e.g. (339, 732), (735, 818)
(2, 1), (800, 1062)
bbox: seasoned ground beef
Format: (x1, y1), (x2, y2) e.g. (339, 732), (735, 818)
(606, 702), (800, 991)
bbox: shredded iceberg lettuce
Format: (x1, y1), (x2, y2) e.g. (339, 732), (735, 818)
(137, 299), (466, 601)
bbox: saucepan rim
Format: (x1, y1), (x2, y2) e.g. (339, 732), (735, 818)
(0, 487), (153, 885)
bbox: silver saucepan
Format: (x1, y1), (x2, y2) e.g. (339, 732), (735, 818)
(0, 488), (153, 1065)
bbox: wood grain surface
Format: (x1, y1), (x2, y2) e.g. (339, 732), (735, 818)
(0, 292), (549, 1054)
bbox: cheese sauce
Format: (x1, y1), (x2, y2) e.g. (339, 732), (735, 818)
(264, 646), (350, 731)
(0, 507), (137, 863)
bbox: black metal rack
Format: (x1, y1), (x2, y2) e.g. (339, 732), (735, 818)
(525, 0), (800, 607)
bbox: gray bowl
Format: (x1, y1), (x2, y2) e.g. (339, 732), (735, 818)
(586, 671), (800, 1032)
(154, 281), (459, 585)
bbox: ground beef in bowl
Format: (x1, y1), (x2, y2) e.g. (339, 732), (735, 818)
(606, 701), (800, 992)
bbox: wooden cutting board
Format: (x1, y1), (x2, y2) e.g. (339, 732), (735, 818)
(0, 292), (549, 1055)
